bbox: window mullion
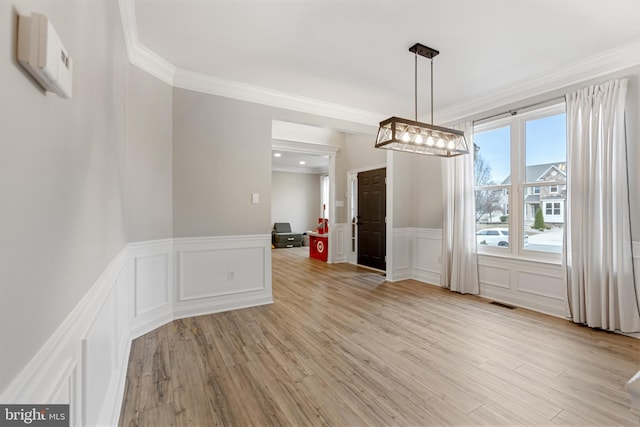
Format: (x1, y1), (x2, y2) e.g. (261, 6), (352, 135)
(510, 118), (523, 255)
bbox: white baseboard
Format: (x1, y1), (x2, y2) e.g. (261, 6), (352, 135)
(1, 234), (273, 427)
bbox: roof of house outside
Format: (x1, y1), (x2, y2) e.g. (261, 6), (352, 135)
(501, 162), (567, 185)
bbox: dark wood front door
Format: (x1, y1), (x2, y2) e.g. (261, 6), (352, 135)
(357, 168), (386, 271)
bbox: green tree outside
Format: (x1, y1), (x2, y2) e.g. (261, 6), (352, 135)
(533, 208), (545, 231)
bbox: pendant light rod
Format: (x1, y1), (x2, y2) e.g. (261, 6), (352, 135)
(430, 58), (434, 125)
(414, 52), (418, 121)
(409, 43), (439, 124)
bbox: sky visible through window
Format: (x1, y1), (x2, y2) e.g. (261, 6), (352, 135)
(525, 113), (566, 166)
(474, 113), (566, 184)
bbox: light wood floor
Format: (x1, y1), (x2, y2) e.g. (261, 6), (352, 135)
(119, 247), (640, 426)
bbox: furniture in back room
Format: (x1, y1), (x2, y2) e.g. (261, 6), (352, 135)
(308, 231), (328, 262)
(272, 222), (303, 248)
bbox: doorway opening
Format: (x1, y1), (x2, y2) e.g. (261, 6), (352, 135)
(271, 122), (340, 262)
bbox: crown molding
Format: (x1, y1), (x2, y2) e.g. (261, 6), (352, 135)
(172, 69), (383, 126)
(118, 0), (176, 85)
(118, 0), (382, 125)
(438, 40), (640, 124)
(120, 0), (640, 127)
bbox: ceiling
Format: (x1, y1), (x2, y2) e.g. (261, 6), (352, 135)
(130, 0), (640, 124)
(272, 151), (329, 174)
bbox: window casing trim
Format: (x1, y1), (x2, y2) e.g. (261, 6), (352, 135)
(473, 102), (566, 262)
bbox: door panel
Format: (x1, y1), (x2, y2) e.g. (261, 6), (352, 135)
(357, 168), (386, 270)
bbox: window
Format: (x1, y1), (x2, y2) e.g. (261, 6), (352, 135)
(474, 125), (511, 248)
(545, 202), (561, 216)
(474, 103), (566, 258)
(321, 175), (330, 220)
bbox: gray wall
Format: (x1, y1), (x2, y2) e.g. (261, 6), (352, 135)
(126, 66), (173, 241)
(391, 151), (443, 229)
(172, 89), (273, 237)
(343, 133), (387, 172)
(271, 172), (322, 232)
(0, 0), (129, 392)
(416, 156), (444, 229)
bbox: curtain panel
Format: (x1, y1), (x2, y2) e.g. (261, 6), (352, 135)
(565, 78), (640, 332)
(441, 122), (480, 294)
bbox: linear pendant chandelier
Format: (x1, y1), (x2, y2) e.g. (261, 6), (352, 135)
(375, 43), (469, 157)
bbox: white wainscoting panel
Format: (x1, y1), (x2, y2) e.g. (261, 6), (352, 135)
(391, 228), (413, 281)
(134, 254), (169, 316)
(413, 229), (442, 285)
(128, 240), (173, 337)
(331, 223), (347, 263)
(178, 247), (264, 300)
(82, 286), (117, 427)
(1, 234), (275, 427)
(478, 264), (511, 289)
(389, 228), (568, 318)
(478, 255), (566, 318)
(0, 247), (129, 427)
(173, 235), (273, 319)
(517, 270), (565, 300)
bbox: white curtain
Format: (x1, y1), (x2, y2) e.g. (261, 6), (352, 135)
(565, 78), (640, 332)
(441, 122), (480, 294)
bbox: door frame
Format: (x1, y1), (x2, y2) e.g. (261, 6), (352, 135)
(346, 163), (387, 267)
(272, 139), (339, 262)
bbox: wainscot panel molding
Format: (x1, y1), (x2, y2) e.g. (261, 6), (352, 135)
(330, 223), (348, 264)
(0, 247), (129, 427)
(413, 228), (443, 285)
(390, 228), (570, 318)
(173, 235), (273, 319)
(0, 235), (273, 427)
(128, 239), (173, 338)
(390, 228), (442, 284)
(391, 228), (413, 281)
(477, 254), (566, 318)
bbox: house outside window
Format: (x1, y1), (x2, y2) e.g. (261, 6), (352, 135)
(474, 103), (566, 258)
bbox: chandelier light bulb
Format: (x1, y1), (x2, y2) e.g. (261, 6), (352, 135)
(415, 134), (423, 144)
(426, 135), (434, 146)
(447, 139), (456, 150)
(402, 132), (411, 142)
(437, 137), (445, 148)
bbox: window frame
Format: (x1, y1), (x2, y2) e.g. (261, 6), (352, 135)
(473, 102), (566, 263)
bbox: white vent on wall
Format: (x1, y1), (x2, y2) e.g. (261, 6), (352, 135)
(17, 13), (72, 99)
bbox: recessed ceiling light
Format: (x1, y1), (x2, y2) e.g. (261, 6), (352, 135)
(273, 152), (282, 157)
(299, 161), (306, 165)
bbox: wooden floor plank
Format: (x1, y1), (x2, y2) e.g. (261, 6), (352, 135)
(119, 247), (640, 426)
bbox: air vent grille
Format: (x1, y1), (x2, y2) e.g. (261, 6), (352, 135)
(489, 301), (516, 310)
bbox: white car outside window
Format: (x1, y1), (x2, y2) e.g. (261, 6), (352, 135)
(476, 228), (509, 247)
(476, 228), (528, 247)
